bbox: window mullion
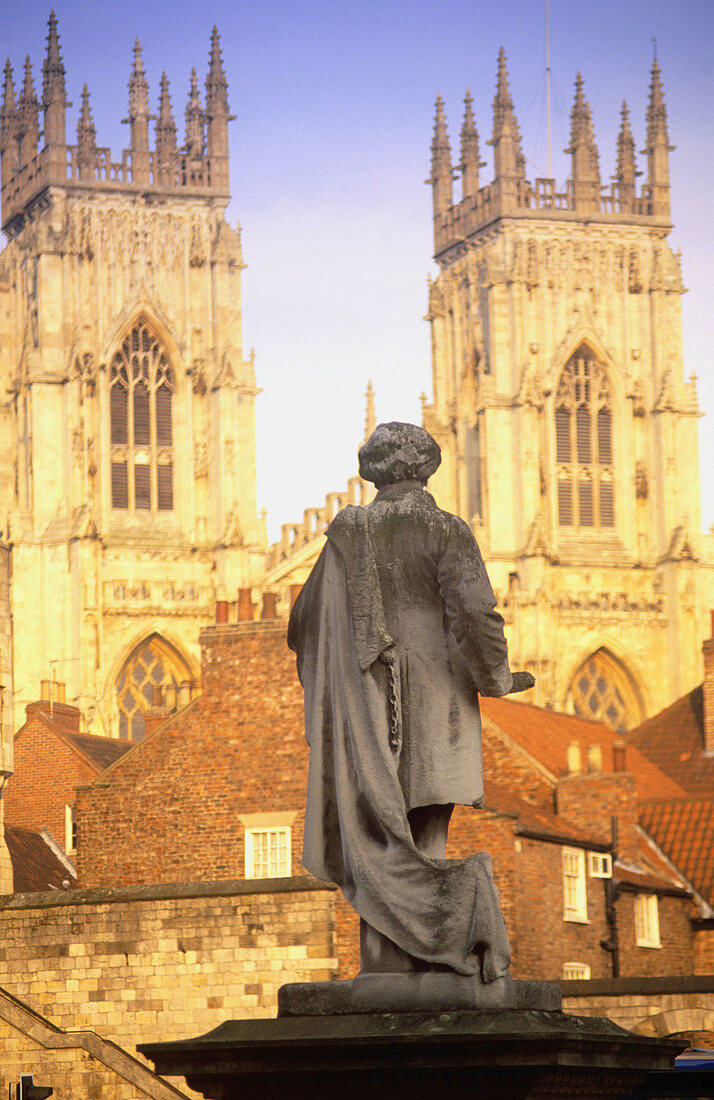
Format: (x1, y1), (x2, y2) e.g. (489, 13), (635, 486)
(570, 408), (579, 526)
(150, 373), (157, 513)
(128, 361), (135, 511)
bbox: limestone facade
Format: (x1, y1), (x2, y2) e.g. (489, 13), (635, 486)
(0, 16), (267, 740)
(421, 55), (714, 727)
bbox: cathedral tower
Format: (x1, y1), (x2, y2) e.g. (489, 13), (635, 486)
(0, 15), (267, 739)
(424, 55), (706, 727)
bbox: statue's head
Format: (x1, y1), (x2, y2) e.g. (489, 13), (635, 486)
(358, 422), (441, 489)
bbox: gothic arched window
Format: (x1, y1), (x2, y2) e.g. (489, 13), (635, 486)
(115, 634), (191, 740)
(566, 649), (642, 732)
(110, 321), (174, 512)
(555, 350), (614, 529)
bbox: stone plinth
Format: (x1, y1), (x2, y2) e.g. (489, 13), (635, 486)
(140, 1006), (685, 1100)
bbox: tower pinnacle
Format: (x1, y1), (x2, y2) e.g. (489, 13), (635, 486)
(429, 94), (453, 217)
(76, 84), (97, 179)
(615, 101), (637, 208)
(126, 38), (151, 184)
(42, 10), (69, 151)
(184, 68), (204, 160)
(155, 72), (177, 184)
(17, 56), (40, 165)
(489, 49), (525, 205)
(566, 73), (600, 211)
(205, 26), (229, 117)
(643, 58), (673, 218)
(459, 90), (482, 200)
(1, 61), (16, 155)
(204, 26), (232, 188)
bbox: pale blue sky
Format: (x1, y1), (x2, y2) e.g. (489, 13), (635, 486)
(3, 1), (713, 540)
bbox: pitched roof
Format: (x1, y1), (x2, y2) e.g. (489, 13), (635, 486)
(64, 732), (132, 771)
(626, 686), (714, 799)
(639, 799), (714, 906)
(480, 695), (687, 802)
(483, 779), (609, 850)
(5, 825), (77, 894)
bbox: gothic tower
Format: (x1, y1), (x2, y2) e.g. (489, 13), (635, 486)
(0, 14), (267, 739)
(424, 55), (707, 727)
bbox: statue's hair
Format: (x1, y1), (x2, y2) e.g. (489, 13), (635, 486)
(358, 422), (441, 488)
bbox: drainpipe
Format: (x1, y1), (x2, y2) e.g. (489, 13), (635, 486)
(600, 814), (620, 978)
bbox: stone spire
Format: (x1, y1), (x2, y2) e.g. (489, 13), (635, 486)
(459, 90), (482, 200)
(184, 68), (204, 160)
(643, 58), (673, 218)
(489, 49), (526, 209)
(429, 94), (453, 217)
(364, 381), (376, 443)
(126, 39), (151, 185)
(205, 26), (231, 189)
(76, 84), (97, 179)
(0, 60), (16, 157)
(17, 56), (40, 166)
(155, 72), (177, 180)
(42, 11), (69, 156)
(205, 26), (229, 118)
(615, 101), (637, 208)
(566, 73), (600, 211)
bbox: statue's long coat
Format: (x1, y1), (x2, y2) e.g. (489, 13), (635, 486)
(288, 481), (513, 978)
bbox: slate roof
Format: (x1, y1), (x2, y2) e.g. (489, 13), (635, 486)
(5, 825), (76, 894)
(480, 696), (688, 802)
(639, 799), (714, 906)
(626, 686), (714, 799)
(64, 732), (132, 771)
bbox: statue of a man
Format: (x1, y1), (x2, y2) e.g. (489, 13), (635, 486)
(288, 422), (532, 982)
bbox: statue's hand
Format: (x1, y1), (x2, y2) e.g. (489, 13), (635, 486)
(509, 671), (536, 694)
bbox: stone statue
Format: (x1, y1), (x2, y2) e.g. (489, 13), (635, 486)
(288, 422), (534, 986)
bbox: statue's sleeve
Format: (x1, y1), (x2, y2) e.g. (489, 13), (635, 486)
(437, 516), (513, 697)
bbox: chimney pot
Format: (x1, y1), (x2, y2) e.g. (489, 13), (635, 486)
(237, 588), (255, 622)
(40, 679), (51, 701)
(262, 592), (278, 619)
(566, 741), (582, 775)
(613, 740), (626, 772)
(215, 599), (229, 623)
(587, 743), (603, 773)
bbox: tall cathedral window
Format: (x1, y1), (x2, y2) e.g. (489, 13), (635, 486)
(110, 321), (175, 512)
(555, 350), (614, 529)
(115, 634), (191, 740)
(566, 649), (643, 732)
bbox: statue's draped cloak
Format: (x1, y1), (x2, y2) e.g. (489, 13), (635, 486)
(288, 487), (512, 979)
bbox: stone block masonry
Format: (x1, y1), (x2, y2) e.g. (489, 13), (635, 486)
(0, 878), (337, 1095)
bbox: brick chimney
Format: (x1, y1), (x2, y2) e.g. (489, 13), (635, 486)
(557, 744), (638, 861)
(27, 683), (80, 736)
(703, 610), (714, 753)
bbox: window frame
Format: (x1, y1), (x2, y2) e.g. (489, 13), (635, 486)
(563, 962), (591, 980)
(562, 846), (588, 923)
(634, 892), (661, 948)
(109, 321), (175, 515)
(244, 825), (292, 880)
(588, 852), (613, 879)
(554, 350), (615, 532)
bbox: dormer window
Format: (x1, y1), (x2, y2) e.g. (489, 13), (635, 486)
(110, 321), (174, 512)
(555, 350), (613, 530)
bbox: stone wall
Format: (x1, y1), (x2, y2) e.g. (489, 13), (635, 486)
(562, 975), (714, 1044)
(0, 879), (336, 1094)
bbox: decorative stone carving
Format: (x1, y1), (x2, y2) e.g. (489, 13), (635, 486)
(191, 357), (207, 395)
(635, 461), (649, 500)
(214, 351), (238, 389)
(194, 441), (208, 479)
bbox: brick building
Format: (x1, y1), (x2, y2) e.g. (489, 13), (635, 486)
(72, 615), (706, 996)
(5, 688), (131, 860)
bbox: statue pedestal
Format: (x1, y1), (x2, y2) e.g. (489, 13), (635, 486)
(141, 983), (685, 1100)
